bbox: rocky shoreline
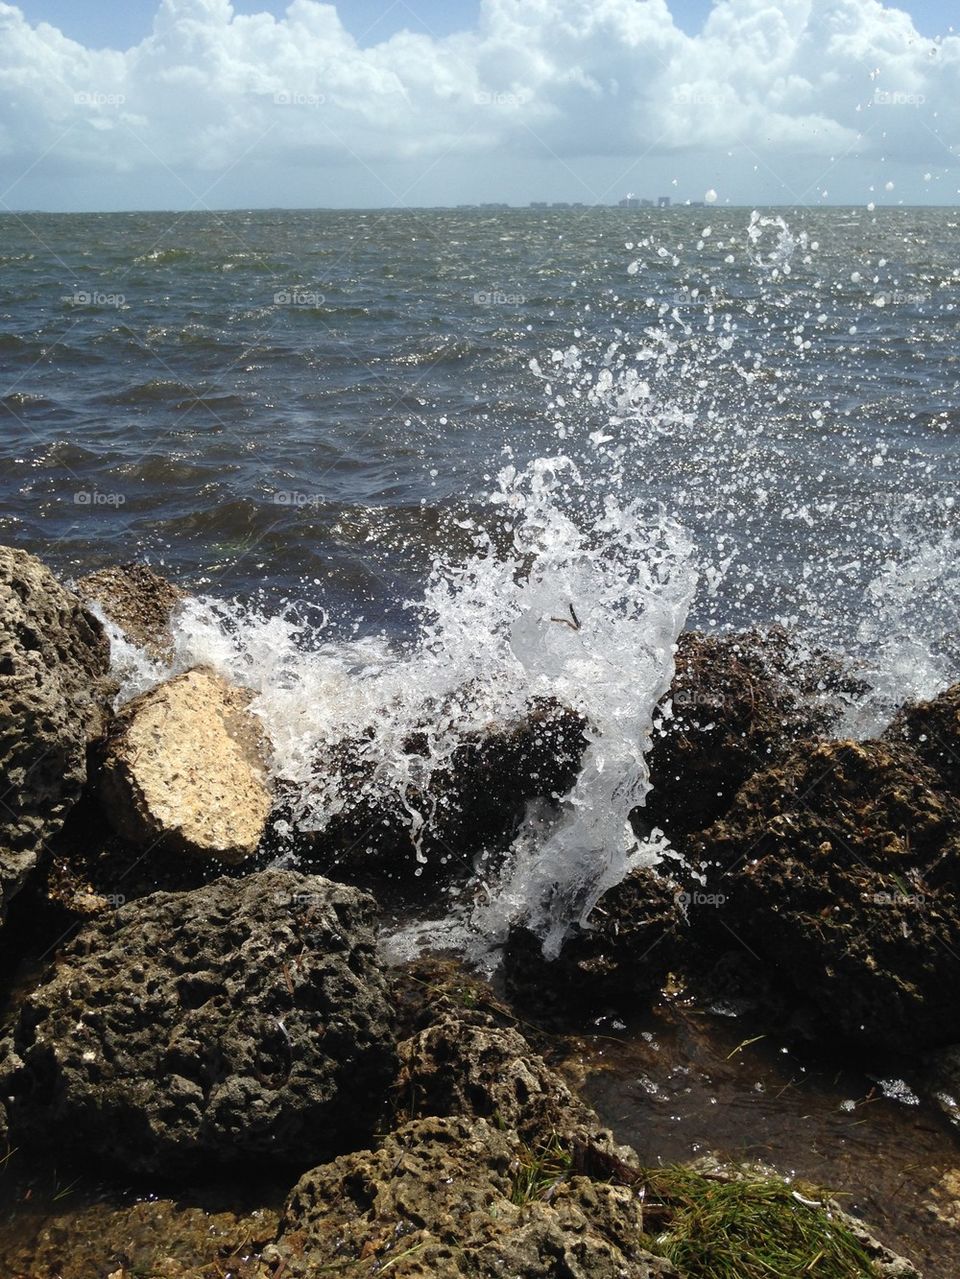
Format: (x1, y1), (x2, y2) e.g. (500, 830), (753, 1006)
(2, 544), (959, 1276)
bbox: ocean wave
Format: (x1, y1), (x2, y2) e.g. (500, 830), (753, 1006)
(99, 379), (211, 405)
(0, 392), (56, 411)
(133, 248), (194, 265)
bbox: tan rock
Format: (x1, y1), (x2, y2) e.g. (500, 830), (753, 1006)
(0, 1199), (279, 1279)
(924, 1167), (960, 1228)
(97, 667), (272, 861)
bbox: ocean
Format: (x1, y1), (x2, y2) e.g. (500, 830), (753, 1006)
(2, 204), (959, 949)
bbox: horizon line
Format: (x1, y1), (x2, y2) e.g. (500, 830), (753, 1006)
(2, 202), (956, 215)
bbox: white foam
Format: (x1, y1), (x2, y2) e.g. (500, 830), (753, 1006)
(102, 211), (960, 965)
(142, 451), (696, 962)
(840, 527), (960, 737)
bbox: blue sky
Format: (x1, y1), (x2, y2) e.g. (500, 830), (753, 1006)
(2, 0), (959, 210)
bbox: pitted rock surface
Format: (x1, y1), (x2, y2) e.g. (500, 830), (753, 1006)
(97, 666), (272, 861)
(0, 545), (110, 918)
(641, 628), (854, 844)
(396, 1015), (634, 1162)
(274, 1115), (677, 1279)
(0, 870), (396, 1173)
(0, 1199), (279, 1279)
(77, 561), (184, 660)
(698, 738), (960, 1051)
(885, 680), (960, 795)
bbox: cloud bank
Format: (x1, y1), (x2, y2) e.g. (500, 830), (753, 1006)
(0, 0), (958, 207)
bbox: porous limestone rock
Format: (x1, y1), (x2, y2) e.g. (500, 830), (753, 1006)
(697, 738), (960, 1052)
(0, 545), (110, 919)
(77, 560), (184, 660)
(97, 666), (272, 861)
(0, 869), (396, 1173)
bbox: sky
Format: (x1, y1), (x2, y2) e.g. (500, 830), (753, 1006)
(1, 0), (959, 211)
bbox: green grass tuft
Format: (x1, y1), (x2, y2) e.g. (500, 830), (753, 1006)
(509, 1135), (573, 1206)
(641, 1166), (878, 1279)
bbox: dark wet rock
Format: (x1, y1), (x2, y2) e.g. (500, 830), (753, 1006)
(271, 1114), (677, 1279)
(396, 1014), (636, 1161)
(638, 628), (859, 845)
(292, 696), (588, 899)
(504, 866), (685, 1021)
(0, 546), (111, 922)
(674, 942), (826, 1040)
(0, 869), (396, 1174)
(76, 560), (184, 661)
(886, 680), (960, 794)
(698, 738), (960, 1053)
(0, 1199), (279, 1279)
(44, 789), (259, 925)
(97, 667), (273, 862)
(390, 955), (528, 1043)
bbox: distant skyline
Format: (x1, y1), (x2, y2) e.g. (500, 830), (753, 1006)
(1, 0), (959, 213)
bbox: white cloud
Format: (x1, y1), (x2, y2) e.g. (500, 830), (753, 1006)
(0, 0), (957, 204)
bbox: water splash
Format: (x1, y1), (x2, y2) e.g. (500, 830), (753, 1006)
(132, 448), (695, 959)
(746, 211), (808, 276)
(840, 525), (960, 736)
(525, 213), (960, 736)
(104, 208), (960, 964)
(467, 459), (695, 957)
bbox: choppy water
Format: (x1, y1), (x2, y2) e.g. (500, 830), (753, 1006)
(3, 206), (960, 951)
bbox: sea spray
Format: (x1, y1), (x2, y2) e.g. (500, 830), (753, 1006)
(466, 457), (696, 957)
(526, 216), (960, 736)
(112, 443), (696, 960)
(840, 525), (960, 738)
(102, 208), (960, 963)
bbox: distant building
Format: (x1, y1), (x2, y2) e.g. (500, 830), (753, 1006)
(551, 202), (571, 208)
(657, 196), (672, 208)
(529, 201), (548, 208)
(618, 196), (641, 208)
